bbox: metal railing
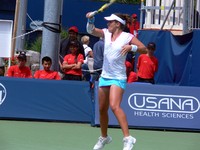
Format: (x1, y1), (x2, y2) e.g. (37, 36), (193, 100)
(190, 0), (200, 30)
(140, 0), (200, 35)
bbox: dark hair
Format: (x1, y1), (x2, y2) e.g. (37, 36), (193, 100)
(69, 40), (79, 47)
(147, 42), (156, 50)
(69, 40), (80, 63)
(17, 51), (27, 60)
(42, 56), (52, 64)
(114, 13), (131, 31)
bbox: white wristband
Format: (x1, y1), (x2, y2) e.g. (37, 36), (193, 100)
(86, 22), (95, 34)
(131, 45), (138, 52)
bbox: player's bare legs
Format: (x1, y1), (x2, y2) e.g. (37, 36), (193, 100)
(109, 85), (129, 136)
(93, 87), (112, 150)
(98, 87), (110, 137)
(109, 85), (136, 150)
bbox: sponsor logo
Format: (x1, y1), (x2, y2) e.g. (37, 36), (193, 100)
(128, 93), (200, 114)
(0, 83), (7, 105)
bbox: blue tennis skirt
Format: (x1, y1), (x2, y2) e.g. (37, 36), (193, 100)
(99, 77), (127, 90)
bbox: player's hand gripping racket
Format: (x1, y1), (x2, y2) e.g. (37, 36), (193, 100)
(88, 0), (117, 18)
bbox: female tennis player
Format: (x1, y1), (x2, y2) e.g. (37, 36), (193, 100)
(86, 12), (146, 150)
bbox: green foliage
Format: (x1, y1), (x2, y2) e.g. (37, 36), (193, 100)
(60, 28), (68, 39)
(27, 36), (42, 53)
(25, 29), (68, 53)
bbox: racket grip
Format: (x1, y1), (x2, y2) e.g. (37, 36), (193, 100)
(88, 11), (98, 18)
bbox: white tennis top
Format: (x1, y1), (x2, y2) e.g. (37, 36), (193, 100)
(101, 29), (134, 80)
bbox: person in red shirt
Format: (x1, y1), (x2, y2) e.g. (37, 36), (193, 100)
(34, 56), (61, 80)
(137, 42), (158, 84)
(59, 26), (85, 76)
(129, 14), (140, 37)
(125, 60), (137, 83)
(62, 40), (84, 81)
(6, 51), (32, 78)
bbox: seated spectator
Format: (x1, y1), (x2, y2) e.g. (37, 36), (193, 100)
(137, 42), (158, 84)
(62, 40), (84, 81)
(6, 51), (32, 78)
(59, 26), (85, 78)
(126, 51), (135, 68)
(0, 58), (5, 76)
(81, 35), (94, 81)
(125, 60), (137, 83)
(0, 66), (5, 76)
(34, 56), (61, 80)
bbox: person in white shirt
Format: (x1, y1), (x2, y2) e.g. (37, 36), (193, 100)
(81, 35), (94, 81)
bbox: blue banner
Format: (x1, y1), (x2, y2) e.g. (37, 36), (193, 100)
(0, 77), (93, 123)
(94, 83), (200, 130)
(1, 77), (200, 130)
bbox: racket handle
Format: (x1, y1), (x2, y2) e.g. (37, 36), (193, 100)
(88, 11), (98, 18)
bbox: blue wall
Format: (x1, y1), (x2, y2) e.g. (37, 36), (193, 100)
(27, 0), (140, 33)
(1, 0), (140, 33)
(137, 30), (200, 87)
(0, 0), (15, 20)
(0, 78), (200, 131)
(26, 0), (140, 49)
(0, 77), (93, 123)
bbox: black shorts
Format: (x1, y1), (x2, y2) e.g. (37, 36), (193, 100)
(137, 76), (155, 84)
(63, 74), (82, 81)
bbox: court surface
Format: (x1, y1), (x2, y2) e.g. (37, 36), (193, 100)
(0, 120), (199, 150)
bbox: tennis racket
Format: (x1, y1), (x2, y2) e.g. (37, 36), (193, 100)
(88, 0), (117, 18)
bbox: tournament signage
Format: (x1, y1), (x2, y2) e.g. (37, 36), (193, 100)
(128, 93), (199, 120)
(94, 83), (200, 130)
(0, 83), (7, 105)
(0, 77), (93, 122)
